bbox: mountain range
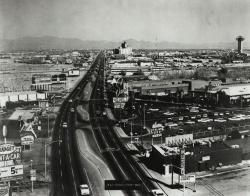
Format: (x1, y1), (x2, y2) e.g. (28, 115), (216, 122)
(0, 36), (249, 51)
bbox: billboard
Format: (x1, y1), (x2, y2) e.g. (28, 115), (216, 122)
(28, 93), (37, 101)
(0, 144), (16, 155)
(113, 97), (128, 103)
(0, 165), (23, 179)
(0, 144), (22, 162)
(19, 94), (28, 101)
(21, 135), (35, 145)
(180, 175), (196, 183)
(165, 134), (193, 146)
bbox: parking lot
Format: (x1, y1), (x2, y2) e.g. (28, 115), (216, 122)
(125, 102), (250, 139)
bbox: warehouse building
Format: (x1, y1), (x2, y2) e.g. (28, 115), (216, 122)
(150, 140), (242, 174)
(127, 80), (189, 96)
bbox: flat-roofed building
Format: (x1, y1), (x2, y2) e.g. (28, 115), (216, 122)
(150, 141), (242, 174)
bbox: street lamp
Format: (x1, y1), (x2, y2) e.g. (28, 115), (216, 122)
(143, 103), (147, 129)
(130, 121), (133, 144)
(44, 140), (62, 180)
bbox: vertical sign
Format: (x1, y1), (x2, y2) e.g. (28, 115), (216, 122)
(180, 148), (185, 175)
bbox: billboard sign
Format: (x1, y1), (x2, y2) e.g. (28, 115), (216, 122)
(0, 144), (16, 155)
(0, 146), (22, 162)
(113, 97), (128, 103)
(151, 124), (164, 135)
(165, 134), (193, 146)
(0, 165), (23, 179)
(21, 133), (35, 145)
(180, 148), (185, 175)
(180, 175), (196, 183)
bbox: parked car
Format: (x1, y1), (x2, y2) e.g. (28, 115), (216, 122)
(214, 118), (227, 123)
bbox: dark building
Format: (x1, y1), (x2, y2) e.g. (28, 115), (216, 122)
(150, 141), (242, 174)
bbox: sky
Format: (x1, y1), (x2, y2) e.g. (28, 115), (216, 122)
(0, 0), (249, 43)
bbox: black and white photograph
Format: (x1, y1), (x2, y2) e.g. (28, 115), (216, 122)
(0, 0), (250, 195)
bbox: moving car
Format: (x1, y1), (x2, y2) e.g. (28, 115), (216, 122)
(151, 189), (165, 196)
(62, 122), (67, 128)
(80, 184), (90, 195)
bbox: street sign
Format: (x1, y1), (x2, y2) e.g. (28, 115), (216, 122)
(30, 169), (36, 181)
(0, 165), (23, 179)
(180, 175), (196, 183)
(0, 146), (22, 162)
(0, 184), (9, 196)
(105, 180), (142, 190)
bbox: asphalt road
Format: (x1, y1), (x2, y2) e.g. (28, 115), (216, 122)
(51, 52), (157, 196)
(51, 53), (103, 196)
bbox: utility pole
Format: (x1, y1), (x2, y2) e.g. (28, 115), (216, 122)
(143, 103), (146, 129)
(30, 160), (33, 192)
(130, 121), (133, 144)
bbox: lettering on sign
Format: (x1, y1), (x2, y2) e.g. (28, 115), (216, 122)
(180, 175), (196, 183)
(0, 146), (21, 162)
(21, 135), (35, 145)
(0, 144), (16, 155)
(0, 165), (23, 179)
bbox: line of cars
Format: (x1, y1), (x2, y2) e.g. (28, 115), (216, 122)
(144, 105), (250, 132)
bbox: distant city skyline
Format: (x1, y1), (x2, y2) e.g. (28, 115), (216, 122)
(0, 0), (249, 44)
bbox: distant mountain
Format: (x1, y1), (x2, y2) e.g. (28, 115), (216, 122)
(0, 36), (249, 51)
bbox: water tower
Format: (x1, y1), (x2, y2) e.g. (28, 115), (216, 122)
(236, 36), (245, 54)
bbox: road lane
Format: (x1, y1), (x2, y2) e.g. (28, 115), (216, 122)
(75, 129), (125, 196)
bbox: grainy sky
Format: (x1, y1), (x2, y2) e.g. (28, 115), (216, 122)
(0, 0), (249, 43)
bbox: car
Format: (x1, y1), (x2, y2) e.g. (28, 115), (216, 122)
(214, 118), (227, 123)
(62, 122), (67, 128)
(228, 117), (242, 121)
(80, 184), (90, 195)
(151, 189), (165, 196)
(185, 120), (195, 125)
(71, 108), (75, 112)
(69, 99), (73, 103)
(198, 118), (213, 123)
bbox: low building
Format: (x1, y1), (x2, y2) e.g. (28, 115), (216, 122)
(150, 140), (242, 174)
(208, 83), (250, 106)
(0, 91), (47, 108)
(128, 80), (189, 96)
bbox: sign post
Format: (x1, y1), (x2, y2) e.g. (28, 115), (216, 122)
(30, 169), (36, 181)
